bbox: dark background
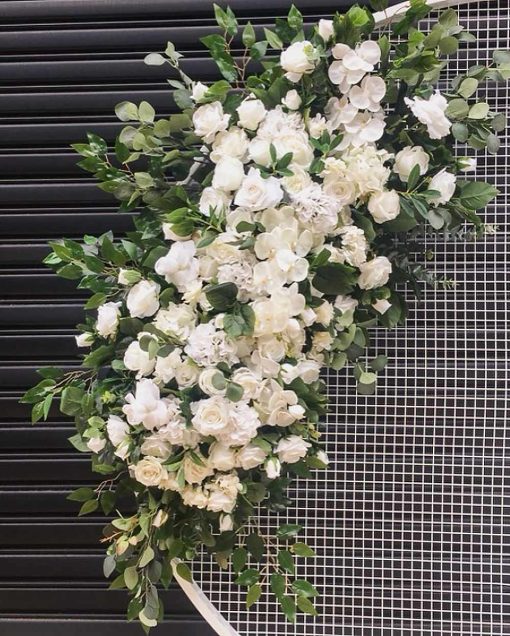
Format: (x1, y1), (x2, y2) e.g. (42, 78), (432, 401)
(1, 1), (508, 635)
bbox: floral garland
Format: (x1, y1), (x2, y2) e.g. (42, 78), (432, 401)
(23, 0), (509, 630)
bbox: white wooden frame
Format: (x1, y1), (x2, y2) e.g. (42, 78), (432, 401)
(172, 1), (477, 633)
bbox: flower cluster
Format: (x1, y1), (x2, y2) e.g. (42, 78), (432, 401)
(24, 1), (508, 629)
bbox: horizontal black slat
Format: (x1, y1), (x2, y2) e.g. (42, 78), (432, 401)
(0, 304), (84, 328)
(0, 619), (213, 636)
(0, 211), (132, 237)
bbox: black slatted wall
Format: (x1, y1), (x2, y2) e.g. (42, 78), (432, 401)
(0, 1), (365, 634)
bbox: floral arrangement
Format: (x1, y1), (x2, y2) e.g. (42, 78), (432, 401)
(22, 0), (509, 630)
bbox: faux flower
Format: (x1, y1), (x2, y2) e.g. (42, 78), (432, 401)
(280, 40), (317, 82)
(429, 169), (457, 206)
(394, 146), (430, 182)
(126, 279), (160, 318)
(234, 168), (283, 211)
(357, 256), (392, 290)
(192, 101), (230, 142)
(368, 190), (401, 224)
(96, 302), (121, 338)
(236, 98), (267, 130)
(405, 91), (451, 139)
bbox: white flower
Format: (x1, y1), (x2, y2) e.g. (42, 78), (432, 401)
(314, 300), (334, 326)
(133, 457), (167, 487)
(307, 113), (329, 138)
(191, 81), (208, 102)
(107, 415), (129, 447)
(282, 90), (302, 110)
(276, 435), (311, 464)
(174, 358), (200, 389)
(96, 302), (121, 338)
(183, 453), (213, 484)
(199, 187), (231, 217)
(205, 472), (242, 513)
(185, 322), (239, 367)
(339, 225), (368, 267)
(75, 332), (93, 347)
(124, 337), (156, 378)
(236, 443), (267, 470)
(140, 434), (172, 460)
(394, 146), (430, 182)
(182, 486), (208, 508)
(265, 457), (281, 479)
(318, 19), (334, 42)
(123, 379), (169, 430)
(405, 91), (451, 139)
(153, 303), (196, 341)
(348, 75), (386, 112)
(222, 401), (261, 447)
(208, 443), (237, 471)
(358, 256), (392, 290)
(87, 436), (106, 453)
(280, 41), (317, 82)
(198, 368), (226, 396)
(152, 510), (169, 527)
(429, 170), (456, 206)
(219, 514), (234, 532)
(210, 127), (249, 163)
(368, 190), (401, 224)
(328, 41), (381, 91)
(236, 98), (267, 130)
(234, 168), (283, 211)
(281, 360), (321, 384)
(372, 298), (392, 314)
(191, 396), (230, 437)
(335, 294), (358, 314)
(458, 156), (477, 172)
(316, 450), (329, 466)
(127, 279), (160, 318)
(192, 101), (230, 143)
(153, 348), (182, 384)
(253, 284), (306, 336)
(231, 367), (261, 400)
(212, 156), (245, 192)
(155, 241), (199, 293)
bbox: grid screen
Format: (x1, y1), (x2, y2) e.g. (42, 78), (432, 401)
(191, 2), (510, 634)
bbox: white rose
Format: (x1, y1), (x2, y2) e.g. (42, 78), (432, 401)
(133, 457), (167, 487)
(265, 457), (281, 479)
(368, 190), (401, 224)
(318, 19), (334, 42)
(183, 453), (213, 484)
(140, 434), (172, 460)
(212, 156), (245, 192)
(234, 168), (283, 211)
(210, 127), (249, 163)
(429, 169), (456, 206)
(199, 187), (231, 217)
(280, 41), (316, 82)
(198, 368), (227, 396)
(282, 90), (302, 110)
(191, 396), (230, 437)
(123, 378), (169, 430)
(106, 415), (129, 447)
(208, 443), (237, 471)
(96, 302), (120, 338)
(154, 348), (182, 384)
(219, 514), (234, 532)
(174, 358), (200, 389)
(276, 435), (311, 464)
(192, 101), (230, 143)
(236, 443), (267, 470)
(358, 256), (392, 290)
(191, 81), (208, 102)
(372, 298), (392, 314)
(458, 156), (476, 172)
(155, 241), (199, 293)
(75, 332), (93, 347)
(205, 473), (241, 513)
(394, 146), (430, 182)
(236, 98), (267, 130)
(182, 486), (208, 508)
(405, 91), (451, 139)
(87, 436), (106, 453)
(124, 338), (156, 377)
(127, 279), (160, 318)
(231, 368), (261, 400)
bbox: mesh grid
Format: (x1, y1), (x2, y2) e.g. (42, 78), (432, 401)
(192, 2), (510, 633)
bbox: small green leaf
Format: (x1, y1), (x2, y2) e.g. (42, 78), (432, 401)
(246, 583), (262, 608)
(242, 22), (256, 48)
(469, 102), (490, 119)
(271, 573), (286, 598)
(235, 568), (260, 587)
(67, 487), (95, 502)
(296, 595), (318, 616)
(103, 555), (116, 578)
(78, 498), (98, 517)
(276, 524), (303, 539)
(139, 546), (155, 568)
(458, 77), (478, 99)
(115, 101), (139, 122)
(291, 542), (316, 557)
(292, 579), (319, 598)
(280, 595), (297, 622)
(232, 547), (247, 573)
(144, 52), (166, 66)
(264, 28), (283, 50)
(175, 562), (193, 583)
(246, 533), (265, 562)
(277, 549), (295, 574)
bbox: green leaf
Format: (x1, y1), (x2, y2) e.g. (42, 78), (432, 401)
(60, 386), (85, 416)
(313, 263), (357, 295)
(279, 595), (297, 622)
(270, 573), (286, 598)
(292, 579), (320, 598)
(206, 282), (238, 310)
(469, 102), (490, 119)
(242, 22), (256, 48)
(115, 101), (139, 122)
(446, 98), (469, 120)
(492, 113), (507, 132)
(246, 533), (265, 561)
(292, 542), (316, 557)
(124, 566), (139, 590)
(109, 573), (126, 589)
(246, 583), (262, 608)
(235, 568), (260, 587)
(439, 36), (458, 55)
(103, 555), (116, 578)
(296, 595), (318, 616)
(276, 524), (303, 539)
(175, 562), (193, 583)
(138, 101), (155, 124)
(407, 163), (421, 191)
(369, 355), (388, 372)
(451, 122), (469, 142)
(226, 381), (244, 403)
(287, 5), (303, 30)
(232, 547), (247, 573)
(223, 303), (255, 338)
(264, 28), (283, 50)
(459, 181), (498, 209)
(139, 546), (155, 568)
(458, 77), (478, 99)
(67, 487), (95, 502)
(277, 549), (295, 574)
(144, 52), (166, 66)
(78, 499), (98, 516)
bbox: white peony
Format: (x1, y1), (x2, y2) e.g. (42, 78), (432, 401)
(96, 302), (121, 338)
(133, 457), (167, 487)
(276, 435), (312, 464)
(185, 322), (239, 367)
(155, 241), (199, 293)
(124, 337), (156, 378)
(280, 41), (317, 82)
(192, 101), (230, 143)
(368, 190), (401, 224)
(405, 91), (451, 139)
(234, 168), (283, 211)
(208, 443), (237, 471)
(153, 348), (182, 384)
(210, 126), (249, 163)
(212, 156), (245, 192)
(127, 279), (160, 318)
(123, 379), (169, 430)
(339, 225), (368, 267)
(282, 89), (302, 110)
(394, 145), (430, 182)
(429, 169), (457, 206)
(357, 256), (392, 290)
(153, 303), (196, 341)
(236, 98), (267, 130)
